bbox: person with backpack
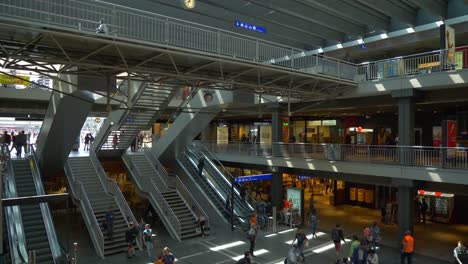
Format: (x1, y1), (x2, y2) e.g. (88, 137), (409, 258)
(162, 247), (176, 264)
(143, 224), (153, 259)
(454, 241), (467, 264)
(247, 225), (258, 257)
(105, 207), (114, 240)
(331, 224), (346, 262)
(236, 251), (251, 264)
(291, 228), (308, 262)
(420, 198), (429, 224)
(352, 240), (368, 264)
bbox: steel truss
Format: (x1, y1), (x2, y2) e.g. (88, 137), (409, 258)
(0, 23), (356, 101)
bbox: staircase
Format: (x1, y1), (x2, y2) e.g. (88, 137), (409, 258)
(97, 82), (176, 153)
(123, 153), (200, 240)
(66, 157), (129, 256)
(11, 159), (54, 264)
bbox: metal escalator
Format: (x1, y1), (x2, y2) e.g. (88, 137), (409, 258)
(64, 155), (141, 258)
(6, 153), (63, 264)
(177, 148), (250, 230)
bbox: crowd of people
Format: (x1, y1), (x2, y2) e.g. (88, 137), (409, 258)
(1, 130), (33, 157)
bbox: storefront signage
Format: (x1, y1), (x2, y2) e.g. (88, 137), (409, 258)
(417, 189), (454, 197)
(298, 175), (313, 180)
(321, 120), (337, 126)
(234, 173), (272, 183)
(283, 122), (289, 127)
(307, 120), (321, 126)
(235, 20), (267, 34)
(348, 127), (373, 133)
(417, 61), (440, 69)
(217, 127), (229, 144)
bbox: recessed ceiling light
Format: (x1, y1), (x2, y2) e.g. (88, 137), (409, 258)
(336, 43), (343, 49)
(357, 39), (364, 44)
(380, 33), (388, 39)
(317, 48), (324, 53)
(406, 27), (415, 33)
(435, 20), (444, 26)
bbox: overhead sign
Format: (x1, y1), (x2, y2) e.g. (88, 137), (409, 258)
(298, 175), (313, 180)
(235, 20), (267, 34)
(234, 173), (272, 183)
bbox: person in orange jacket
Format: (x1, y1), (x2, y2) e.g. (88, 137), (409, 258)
(401, 230), (414, 264)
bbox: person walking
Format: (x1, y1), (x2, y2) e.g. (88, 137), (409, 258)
(247, 225), (257, 257)
(2, 131), (11, 154)
(348, 235), (360, 261)
(105, 207), (114, 240)
(352, 240), (368, 264)
(143, 224), (153, 259)
(162, 247), (176, 264)
(84, 133), (91, 151)
(310, 211), (318, 239)
(420, 198), (429, 224)
(371, 221), (381, 248)
(291, 228), (308, 261)
(125, 222), (138, 258)
(401, 230), (414, 264)
(112, 134), (119, 149)
(454, 241), (467, 264)
(197, 214), (207, 237)
(331, 224), (346, 262)
(131, 137), (137, 152)
(236, 251), (251, 264)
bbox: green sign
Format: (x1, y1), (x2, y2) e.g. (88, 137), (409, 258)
(283, 122), (289, 126)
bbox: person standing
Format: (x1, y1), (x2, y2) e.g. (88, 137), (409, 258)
(236, 251), (251, 264)
(286, 244), (300, 264)
(126, 223), (135, 258)
(401, 230), (414, 264)
(143, 224), (153, 259)
(105, 207), (114, 240)
(162, 247), (176, 264)
(197, 214), (207, 237)
(331, 224), (346, 262)
(2, 131), (11, 154)
(197, 156), (205, 177)
(15, 131), (27, 158)
(454, 241), (467, 264)
(240, 184), (246, 201)
(420, 198), (429, 224)
(9, 132), (15, 153)
(95, 19), (109, 34)
(131, 137), (137, 152)
(371, 221), (381, 247)
(84, 133), (91, 151)
(247, 225), (257, 257)
(348, 235), (360, 261)
(310, 211), (318, 239)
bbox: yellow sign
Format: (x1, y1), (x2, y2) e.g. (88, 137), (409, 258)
(0, 74), (30, 86)
(418, 61), (440, 69)
(95, 118), (101, 123)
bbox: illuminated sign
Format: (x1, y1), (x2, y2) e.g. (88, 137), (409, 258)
(298, 175), (313, 180)
(235, 20), (266, 34)
(283, 122), (289, 127)
(322, 120), (337, 126)
(234, 173), (272, 183)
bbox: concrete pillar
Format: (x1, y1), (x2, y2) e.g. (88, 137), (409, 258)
(270, 167), (284, 210)
(271, 106), (283, 156)
(395, 96), (415, 146)
(393, 178), (414, 239)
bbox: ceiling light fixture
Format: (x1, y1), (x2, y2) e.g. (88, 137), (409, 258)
(435, 20), (444, 26)
(406, 27), (415, 33)
(357, 39), (364, 44)
(380, 33), (388, 39)
(317, 48), (324, 53)
(336, 43), (343, 49)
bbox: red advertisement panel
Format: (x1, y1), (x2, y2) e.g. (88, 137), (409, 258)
(446, 120), (457, 148)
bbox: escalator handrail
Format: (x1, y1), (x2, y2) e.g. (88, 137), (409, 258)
(192, 142), (256, 211)
(64, 162), (105, 258)
(28, 144), (63, 263)
(89, 152), (143, 250)
(182, 150), (250, 229)
(5, 157), (29, 263)
(186, 144), (255, 215)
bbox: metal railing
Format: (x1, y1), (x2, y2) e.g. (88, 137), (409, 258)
(357, 47), (468, 81)
(122, 154), (181, 241)
(145, 150), (175, 188)
(64, 163), (105, 258)
(0, 0), (356, 82)
(202, 141), (468, 170)
(28, 145), (64, 263)
(88, 152), (142, 250)
(175, 176), (210, 235)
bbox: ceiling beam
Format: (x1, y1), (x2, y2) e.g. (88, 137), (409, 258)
(353, 0), (417, 26)
(408, 0), (447, 19)
(114, 0), (323, 48)
(249, 0), (364, 38)
(196, 0), (336, 44)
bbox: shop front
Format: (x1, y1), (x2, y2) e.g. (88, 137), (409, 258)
(291, 118), (343, 144)
(417, 190), (455, 224)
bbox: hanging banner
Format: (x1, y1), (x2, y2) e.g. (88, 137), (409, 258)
(432, 126), (442, 147)
(447, 120), (457, 157)
(234, 173), (272, 183)
(440, 24), (456, 65)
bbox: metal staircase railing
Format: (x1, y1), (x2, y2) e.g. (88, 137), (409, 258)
(122, 154), (181, 241)
(175, 176), (209, 234)
(64, 163), (105, 258)
(88, 152), (142, 250)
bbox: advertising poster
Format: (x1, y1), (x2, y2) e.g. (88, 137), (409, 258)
(349, 187), (356, 201)
(259, 125), (272, 144)
(441, 24), (456, 65)
(432, 126), (442, 147)
(216, 127), (229, 144)
(287, 187), (304, 223)
(447, 120), (457, 157)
